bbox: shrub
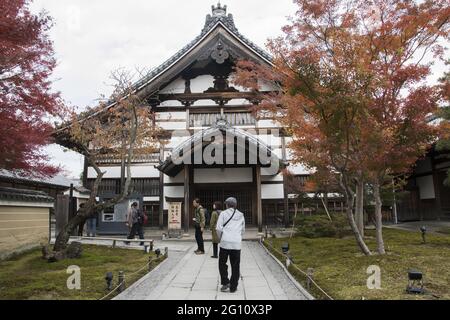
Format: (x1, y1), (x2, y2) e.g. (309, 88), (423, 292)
(295, 213), (348, 238)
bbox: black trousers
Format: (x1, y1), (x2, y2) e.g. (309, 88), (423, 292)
(195, 224), (204, 252)
(219, 248), (241, 290)
(127, 223), (144, 245)
(213, 243), (218, 257)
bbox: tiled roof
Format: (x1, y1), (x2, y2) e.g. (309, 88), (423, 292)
(0, 187), (54, 203)
(132, 8), (272, 91)
(157, 117), (285, 177)
(54, 5), (273, 133)
(0, 169), (74, 188)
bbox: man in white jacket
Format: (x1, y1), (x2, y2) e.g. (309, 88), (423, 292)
(216, 197), (245, 293)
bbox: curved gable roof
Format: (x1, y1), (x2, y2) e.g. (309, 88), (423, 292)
(157, 118), (285, 177)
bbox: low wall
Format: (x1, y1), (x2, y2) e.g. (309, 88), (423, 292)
(0, 205), (50, 259)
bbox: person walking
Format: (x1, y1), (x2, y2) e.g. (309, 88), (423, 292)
(193, 198), (206, 255)
(210, 201), (222, 259)
(76, 203), (86, 237)
(216, 197), (245, 293)
(125, 202), (145, 246)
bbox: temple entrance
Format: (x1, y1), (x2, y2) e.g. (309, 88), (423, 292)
(194, 184), (254, 226)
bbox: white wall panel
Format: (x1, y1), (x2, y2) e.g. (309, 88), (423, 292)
(262, 184), (284, 199)
(257, 119), (281, 128)
(158, 122), (189, 130)
(159, 77), (185, 94)
(87, 165), (160, 179)
(287, 163), (313, 175)
(156, 112), (187, 121)
(190, 75), (214, 93)
(194, 168), (253, 184)
(159, 100), (184, 107)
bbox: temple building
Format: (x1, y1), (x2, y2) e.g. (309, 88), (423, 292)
(58, 4), (342, 234)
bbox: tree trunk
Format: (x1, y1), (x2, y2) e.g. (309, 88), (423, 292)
(53, 213), (87, 251)
(340, 175), (372, 256)
(355, 178), (364, 237)
(373, 182), (386, 255)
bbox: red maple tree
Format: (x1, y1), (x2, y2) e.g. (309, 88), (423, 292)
(0, 0), (63, 177)
(235, 0), (449, 255)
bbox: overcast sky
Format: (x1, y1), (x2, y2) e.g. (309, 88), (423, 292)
(29, 0), (447, 179)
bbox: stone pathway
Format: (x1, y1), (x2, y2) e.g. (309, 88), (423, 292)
(115, 241), (312, 300)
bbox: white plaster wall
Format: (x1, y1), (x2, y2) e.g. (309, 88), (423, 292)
(87, 165), (160, 179)
(228, 99), (252, 105)
(257, 119), (281, 128)
(417, 175), (436, 200)
(165, 170), (185, 184)
(164, 186), (184, 210)
(159, 100), (184, 107)
(144, 197), (160, 202)
(287, 163), (313, 175)
(156, 112), (187, 121)
(190, 75), (214, 93)
(159, 77), (185, 94)
(192, 99), (217, 107)
(158, 121), (188, 131)
(194, 168), (253, 184)
(164, 186), (184, 198)
(262, 184), (284, 199)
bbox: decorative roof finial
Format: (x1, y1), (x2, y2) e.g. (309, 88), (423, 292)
(212, 2), (227, 17)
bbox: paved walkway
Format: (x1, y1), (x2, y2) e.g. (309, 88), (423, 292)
(385, 220), (450, 234)
(115, 241), (311, 300)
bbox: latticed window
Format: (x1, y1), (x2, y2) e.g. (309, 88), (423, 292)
(130, 179), (160, 196)
(87, 178), (159, 196)
(87, 179), (121, 195)
(190, 112), (256, 127)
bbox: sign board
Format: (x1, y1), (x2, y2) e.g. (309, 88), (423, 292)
(168, 202), (182, 230)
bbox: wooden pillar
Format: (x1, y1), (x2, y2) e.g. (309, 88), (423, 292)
(281, 135), (289, 228)
(159, 146), (165, 230)
(184, 165), (190, 234)
(120, 157), (126, 195)
(256, 165), (263, 233)
(431, 154), (443, 220)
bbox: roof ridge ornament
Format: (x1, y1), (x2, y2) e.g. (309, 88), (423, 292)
(212, 2), (227, 17)
(204, 3), (236, 32)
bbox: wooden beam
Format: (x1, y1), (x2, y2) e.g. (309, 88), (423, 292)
(184, 165), (190, 234)
(281, 135), (289, 228)
(159, 145), (165, 230)
(158, 92), (263, 103)
(256, 165), (263, 233)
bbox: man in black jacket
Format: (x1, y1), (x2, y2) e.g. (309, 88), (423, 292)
(125, 202), (145, 246)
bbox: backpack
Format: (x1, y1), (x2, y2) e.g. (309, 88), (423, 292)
(137, 209), (146, 225)
(204, 208), (211, 228)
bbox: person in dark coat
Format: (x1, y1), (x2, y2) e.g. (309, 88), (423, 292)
(193, 198), (206, 255)
(125, 202), (145, 246)
(210, 201), (222, 259)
